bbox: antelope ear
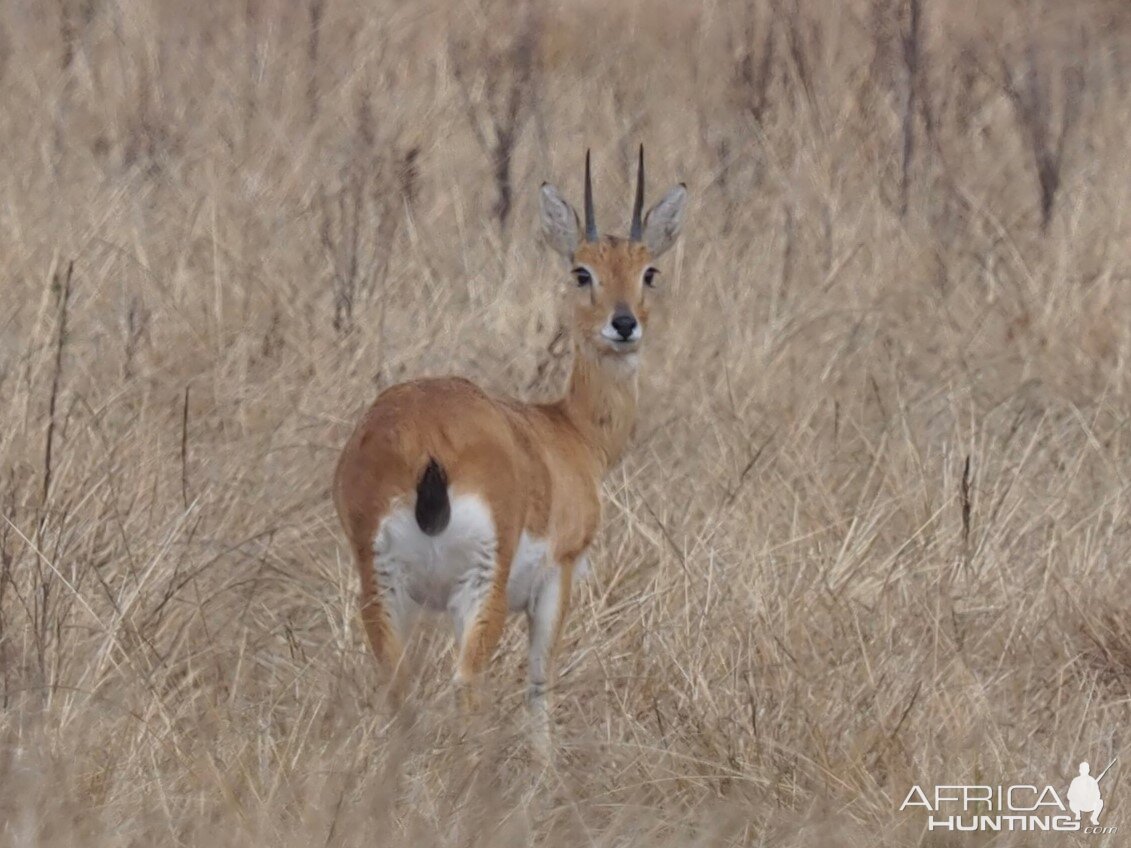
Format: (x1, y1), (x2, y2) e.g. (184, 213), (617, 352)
(539, 183), (580, 260)
(642, 184), (688, 257)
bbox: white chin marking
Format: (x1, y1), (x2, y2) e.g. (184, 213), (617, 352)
(595, 334), (642, 361)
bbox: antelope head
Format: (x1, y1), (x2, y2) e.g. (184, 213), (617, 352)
(540, 147), (688, 361)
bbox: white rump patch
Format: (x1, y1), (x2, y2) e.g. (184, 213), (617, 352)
(375, 494), (497, 612)
(373, 494), (583, 616)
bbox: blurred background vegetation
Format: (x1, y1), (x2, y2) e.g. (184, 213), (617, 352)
(1, 1), (1129, 845)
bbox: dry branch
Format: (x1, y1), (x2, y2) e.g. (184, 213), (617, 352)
(41, 261), (73, 509)
(449, 0), (542, 234)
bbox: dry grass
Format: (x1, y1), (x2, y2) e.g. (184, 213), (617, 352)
(1, 0), (1130, 845)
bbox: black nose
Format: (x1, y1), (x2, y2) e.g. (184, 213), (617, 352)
(611, 313), (637, 340)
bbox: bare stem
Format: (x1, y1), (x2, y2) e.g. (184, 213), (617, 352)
(42, 260), (74, 508)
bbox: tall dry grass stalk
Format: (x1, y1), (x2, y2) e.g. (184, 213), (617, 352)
(1, 0), (1129, 844)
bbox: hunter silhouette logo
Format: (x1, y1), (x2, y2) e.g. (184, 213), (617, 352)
(1068, 759), (1115, 826)
(900, 756), (1118, 834)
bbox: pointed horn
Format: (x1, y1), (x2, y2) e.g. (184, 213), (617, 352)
(630, 144), (645, 241)
(584, 149), (597, 242)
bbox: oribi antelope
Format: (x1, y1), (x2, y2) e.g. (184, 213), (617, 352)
(333, 148), (687, 743)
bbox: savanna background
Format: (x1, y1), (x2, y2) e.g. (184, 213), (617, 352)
(1, 0), (1130, 844)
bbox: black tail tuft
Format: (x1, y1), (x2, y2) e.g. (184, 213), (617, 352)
(414, 458), (450, 536)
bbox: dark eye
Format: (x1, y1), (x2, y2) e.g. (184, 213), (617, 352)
(643, 267), (659, 287)
(572, 267), (592, 287)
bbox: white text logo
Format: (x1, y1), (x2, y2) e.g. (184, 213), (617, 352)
(901, 758), (1117, 835)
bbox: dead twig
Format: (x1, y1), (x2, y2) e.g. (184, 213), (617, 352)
(1000, 33), (1086, 230)
(449, 0), (542, 235)
(42, 260), (74, 508)
(181, 384), (191, 510)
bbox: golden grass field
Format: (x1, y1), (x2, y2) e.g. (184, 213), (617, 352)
(2, 0), (1130, 844)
